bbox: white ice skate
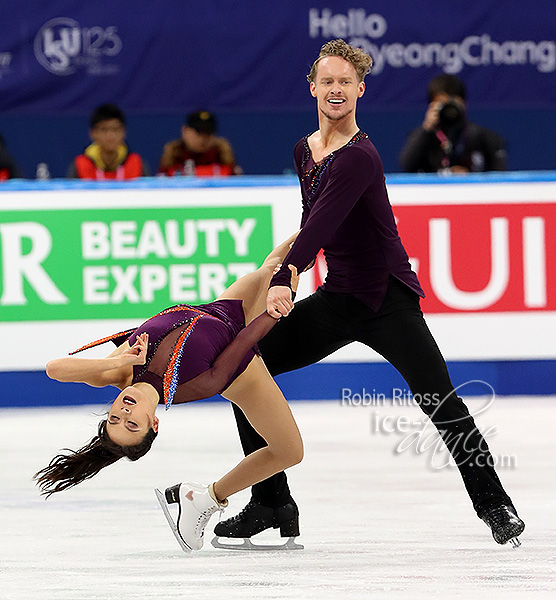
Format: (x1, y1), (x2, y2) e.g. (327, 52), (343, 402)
(155, 482), (228, 552)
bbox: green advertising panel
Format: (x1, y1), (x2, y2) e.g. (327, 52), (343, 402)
(0, 205), (273, 321)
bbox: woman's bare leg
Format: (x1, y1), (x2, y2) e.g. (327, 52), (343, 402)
(218, 232), (298, 324)
(213, 356), (303, 501)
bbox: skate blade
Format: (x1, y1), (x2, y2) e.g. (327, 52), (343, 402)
(509, 537), (521, 549)
(211, 536), (304, 551)
(154, 488), (192, 553)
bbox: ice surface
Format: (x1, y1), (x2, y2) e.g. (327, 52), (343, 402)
(1, 397), (555, 599)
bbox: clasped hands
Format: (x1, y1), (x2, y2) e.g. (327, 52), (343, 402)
(267, 264), (299, 319)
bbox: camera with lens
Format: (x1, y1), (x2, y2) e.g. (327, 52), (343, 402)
(437, 99), (465, 131)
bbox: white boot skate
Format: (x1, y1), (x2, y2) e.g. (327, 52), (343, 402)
(155, 482), (228, 552)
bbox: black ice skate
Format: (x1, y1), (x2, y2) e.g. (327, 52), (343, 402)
(480, 504), (525, 548)
(211, 499), (303, 551)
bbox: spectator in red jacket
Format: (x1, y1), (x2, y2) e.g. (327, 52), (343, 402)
(68, 104), (148, 180)
(158, 110), (241, 177)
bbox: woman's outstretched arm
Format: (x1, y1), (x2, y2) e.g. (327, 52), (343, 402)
(46, 334), (148, 388)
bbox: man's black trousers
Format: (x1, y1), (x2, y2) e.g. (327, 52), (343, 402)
(231, 277), (512, 516)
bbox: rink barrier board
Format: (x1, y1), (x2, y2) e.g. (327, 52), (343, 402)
(2, 171), (556, 192)
(1, 173), (555, 403)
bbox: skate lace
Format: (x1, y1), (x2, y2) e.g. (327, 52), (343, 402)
(196, 504), (225, 538)
(227, 500), (257, 525)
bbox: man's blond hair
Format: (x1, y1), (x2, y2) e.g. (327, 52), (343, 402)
(307, 39), (373, 83)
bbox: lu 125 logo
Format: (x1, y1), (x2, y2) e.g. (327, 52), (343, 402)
(34, 17), (122, 75)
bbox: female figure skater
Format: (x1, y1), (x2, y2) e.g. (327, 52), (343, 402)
(34, 234), (303, 552)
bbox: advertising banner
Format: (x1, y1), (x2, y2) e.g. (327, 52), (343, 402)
(1, 176), (555, 372)
(0, 205), (272, 322)
(397, 202), (555, 313)
(0, 1), (555, 115)
(311, 201), (556, 314)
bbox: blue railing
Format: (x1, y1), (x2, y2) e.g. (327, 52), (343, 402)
(1, 171), (556, 193)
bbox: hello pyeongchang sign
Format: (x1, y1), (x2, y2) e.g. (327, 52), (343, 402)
(1, 2), (555, 115)
(308, 8), (556, 76)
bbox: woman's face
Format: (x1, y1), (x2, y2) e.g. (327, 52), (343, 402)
(107, 386), (159, 447)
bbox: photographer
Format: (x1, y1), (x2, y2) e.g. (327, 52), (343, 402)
(399, 74), (507, 173)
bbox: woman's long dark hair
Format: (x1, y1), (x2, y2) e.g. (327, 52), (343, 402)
(34, 419), (158, 498)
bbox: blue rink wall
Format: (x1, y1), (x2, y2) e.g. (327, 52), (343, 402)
(1, 358), (556, 408)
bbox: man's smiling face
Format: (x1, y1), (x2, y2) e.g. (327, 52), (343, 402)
(310, 56), (365, 122)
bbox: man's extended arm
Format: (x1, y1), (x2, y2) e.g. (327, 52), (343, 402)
(269, 147), (374, 290)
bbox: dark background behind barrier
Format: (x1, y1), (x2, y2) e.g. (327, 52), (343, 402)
(1, 1), (555, 177)
(0, 107), (552, 178)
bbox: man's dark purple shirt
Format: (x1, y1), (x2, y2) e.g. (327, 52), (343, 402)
(270, 131), (424, 311)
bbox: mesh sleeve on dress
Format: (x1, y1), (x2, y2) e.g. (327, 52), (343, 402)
(165, 311), (278, 407)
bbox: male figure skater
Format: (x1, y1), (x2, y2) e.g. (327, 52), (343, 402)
(214, 39), (524, 549)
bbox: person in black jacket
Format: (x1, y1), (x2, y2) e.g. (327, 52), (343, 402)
(399, 74), (507, 173)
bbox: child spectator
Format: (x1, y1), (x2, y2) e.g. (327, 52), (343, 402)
(68, 104), (148, 180)
(158, 110), (241, 177)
